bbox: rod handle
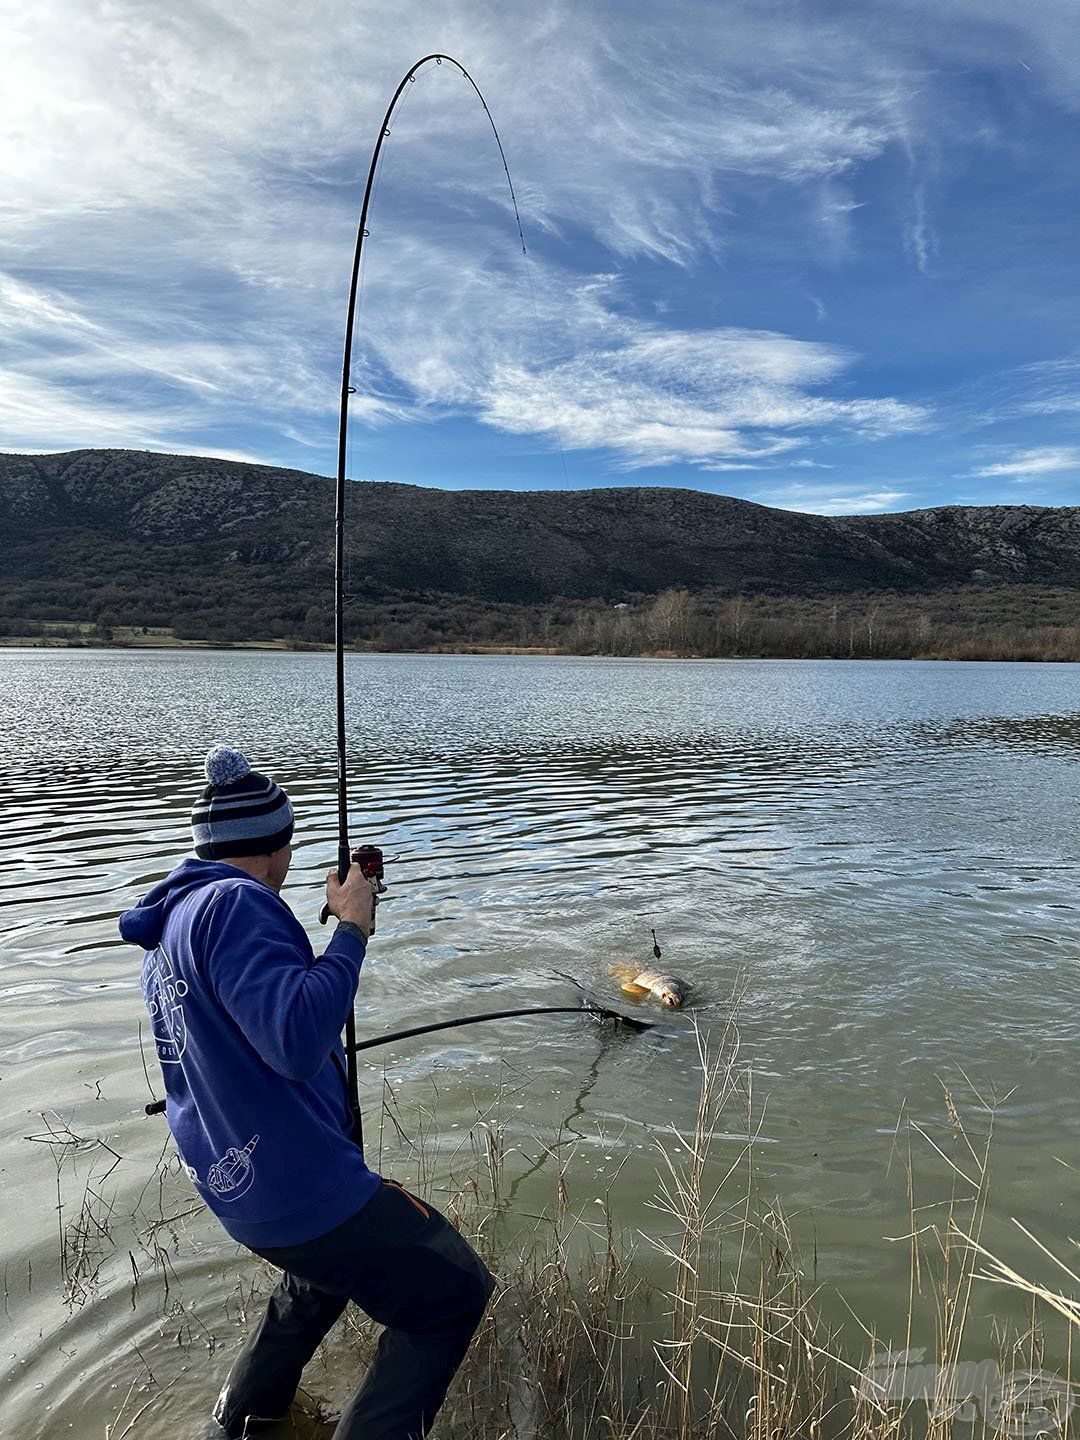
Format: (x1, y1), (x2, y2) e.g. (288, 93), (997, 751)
(322, 897), (380, 930)
(320, 841), (353, 926)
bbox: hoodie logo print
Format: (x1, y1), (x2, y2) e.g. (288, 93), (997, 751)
(145, 949), (189, 1064)
(206, 1135), (260, 1200)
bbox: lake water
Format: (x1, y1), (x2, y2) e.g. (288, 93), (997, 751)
(2, 649), (1078, 1437)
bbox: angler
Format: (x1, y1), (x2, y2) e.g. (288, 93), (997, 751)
(119, 745), (494, 1440)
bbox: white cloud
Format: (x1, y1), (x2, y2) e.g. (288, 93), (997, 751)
(1011, 358), (1080, 418)
(0, 214), (924, 467)
(0, 266), (411, 450)
(971, 445), (1080, 479)
(752, 481), (911, 514)
(474, 326), (925, 469)
(903, 182), (937, 276)
(0, 1), (912, 272)
(346, 234), (926, 467)
(958, 356), (1080, 434)
(0, 367), (183, 449)
(0, 273), (100, 336)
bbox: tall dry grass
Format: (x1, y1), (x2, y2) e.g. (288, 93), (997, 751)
(561, 588), (1080, 663)
(47, 1002), (1064, 1436)
(291, 1019), (1070, 1440)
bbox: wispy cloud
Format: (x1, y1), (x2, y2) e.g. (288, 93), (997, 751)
(751, 481), (911, 515)
(971, 445), (1080, 479)
(903, 182), (937, 275)
(476, 326), (925, 469)
(0, 367), (182, 449)
(1010, 358), (1080, 418)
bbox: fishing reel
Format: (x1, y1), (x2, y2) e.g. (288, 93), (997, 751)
(320, 843), (386, 930)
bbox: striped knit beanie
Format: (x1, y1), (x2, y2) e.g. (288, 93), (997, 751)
(191, 745), (294, 860)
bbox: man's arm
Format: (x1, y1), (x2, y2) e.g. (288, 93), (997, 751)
(204, 881), (371, 1082)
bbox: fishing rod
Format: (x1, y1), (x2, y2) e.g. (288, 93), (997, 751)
(144, 1004), (653, 1115)
(347, 1003), (654, 1055)
(325, 55), (530, 1121)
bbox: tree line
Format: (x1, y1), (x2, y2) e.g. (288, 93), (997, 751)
(4, 583), (1080, 661)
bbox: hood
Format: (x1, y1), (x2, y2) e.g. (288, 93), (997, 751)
(118, 858), (255, 948)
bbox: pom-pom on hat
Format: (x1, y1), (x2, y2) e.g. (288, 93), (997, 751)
(204, 744), (251, 787)
(191, 744), (294, 860)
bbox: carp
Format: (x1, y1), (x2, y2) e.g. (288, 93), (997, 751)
(613, 966), (690, 1009)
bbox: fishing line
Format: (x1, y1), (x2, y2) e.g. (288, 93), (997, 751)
(514, 202), (572, 488)
(342, 56), (570, 598)
(449, 61), (571, 487)
(344, 90), (402, 618)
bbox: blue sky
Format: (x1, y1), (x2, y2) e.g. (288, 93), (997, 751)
(3, 0), (1080, 513)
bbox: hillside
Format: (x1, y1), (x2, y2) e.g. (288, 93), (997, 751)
(2, 448), (1080, 655)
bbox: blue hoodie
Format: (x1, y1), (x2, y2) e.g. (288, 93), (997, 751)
(119, 859), (380, 1247)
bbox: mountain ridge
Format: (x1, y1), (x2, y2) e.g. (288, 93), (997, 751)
(4, 449), (1080, 619)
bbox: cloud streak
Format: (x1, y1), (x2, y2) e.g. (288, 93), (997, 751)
(476, 327), (925, 469)
(750, 481), (911, 515)
(972, 445), (1080, 480)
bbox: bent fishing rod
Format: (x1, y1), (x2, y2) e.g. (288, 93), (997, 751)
(145, 1005), (651, 1115)
(323, 56), (538, 1119)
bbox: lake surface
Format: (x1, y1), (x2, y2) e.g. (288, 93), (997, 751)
(2, 649), (1078, 1437)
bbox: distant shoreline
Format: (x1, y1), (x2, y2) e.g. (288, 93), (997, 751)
(3, 631), (1077, 663)
(0, 633), (559, 657)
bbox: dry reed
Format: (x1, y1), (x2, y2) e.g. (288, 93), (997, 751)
(289, 1021), (1068, 1440)
(46, 1010), (1068, 1437)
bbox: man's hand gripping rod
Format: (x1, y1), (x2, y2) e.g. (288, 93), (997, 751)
(321, 843), (385, 1125)
(320, 843), (386, 930)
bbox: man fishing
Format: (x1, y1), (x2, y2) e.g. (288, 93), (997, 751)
(118, 744), (494, 1440)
